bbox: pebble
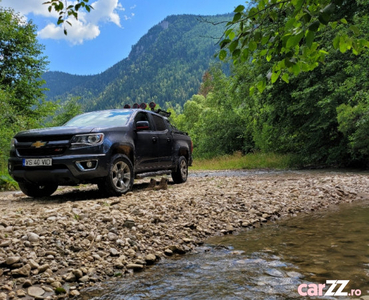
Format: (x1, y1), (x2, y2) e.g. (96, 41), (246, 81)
(27, 286), (45, 298)
(126, 264), (144, 271)
(27, 233), (40, 243)
(11, 264), (31, 277)
(5, 257), (20, 265)
(145, 254), (157, 264)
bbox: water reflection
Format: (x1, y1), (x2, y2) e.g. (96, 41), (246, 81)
(83, 201), (369, 300)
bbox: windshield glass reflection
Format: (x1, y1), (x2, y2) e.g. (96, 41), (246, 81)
(64, 110), (133, 127)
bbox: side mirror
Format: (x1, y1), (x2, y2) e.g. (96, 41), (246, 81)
(136, 121), (150, 131)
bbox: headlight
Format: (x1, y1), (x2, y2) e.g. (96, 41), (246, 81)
(71, 134), (104, 148)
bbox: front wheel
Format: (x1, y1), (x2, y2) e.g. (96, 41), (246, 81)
(171, 156), (188, 184)
(19, 182), (58, 198)
(98, 154), (134, 196)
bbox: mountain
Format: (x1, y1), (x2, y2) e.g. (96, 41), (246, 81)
(42, 14), (232, 111)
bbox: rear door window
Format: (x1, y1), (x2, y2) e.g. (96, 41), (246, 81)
(152, 115), (167, 131)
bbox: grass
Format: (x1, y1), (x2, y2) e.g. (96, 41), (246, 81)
(190, 152), (294, 171)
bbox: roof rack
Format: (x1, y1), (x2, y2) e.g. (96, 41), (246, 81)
(123, 102), (171, 117)
(154, 109), (171, 118)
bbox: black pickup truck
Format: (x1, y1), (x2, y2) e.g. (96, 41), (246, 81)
(8, 108), (193, 197)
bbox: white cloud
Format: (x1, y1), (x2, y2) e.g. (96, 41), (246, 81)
(38, 19), (101, 45)
(0, 0), (130, 44)
(1, 0), (56, 17)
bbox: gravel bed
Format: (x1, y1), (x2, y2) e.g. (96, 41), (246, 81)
(0, 171), (369, 299)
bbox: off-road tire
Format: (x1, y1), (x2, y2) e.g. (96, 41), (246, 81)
(18, 182), (58, 198)
(171, 156), (188, 184)
(98, 154), (134, 196)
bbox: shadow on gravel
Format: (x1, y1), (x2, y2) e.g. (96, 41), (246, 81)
(13, 179), (174, 204)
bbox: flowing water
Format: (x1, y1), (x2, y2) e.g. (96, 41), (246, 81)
(82, 199), (369, 300)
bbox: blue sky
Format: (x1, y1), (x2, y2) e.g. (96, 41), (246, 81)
(1, 0), (243, 75)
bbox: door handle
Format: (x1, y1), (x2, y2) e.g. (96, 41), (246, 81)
(167, 138), (171, 142)
(152, 137), (157, 143)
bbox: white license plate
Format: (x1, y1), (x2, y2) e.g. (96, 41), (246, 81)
(23, 158), (52, 167)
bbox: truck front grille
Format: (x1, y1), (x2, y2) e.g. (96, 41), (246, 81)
(15, 135), (73, 157)
(18, 148), (67, 156)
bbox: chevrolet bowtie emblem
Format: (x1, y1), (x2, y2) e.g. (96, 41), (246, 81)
(31, 141), (47, 148)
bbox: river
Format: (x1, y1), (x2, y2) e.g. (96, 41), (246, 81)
(82, 192), (369, 299)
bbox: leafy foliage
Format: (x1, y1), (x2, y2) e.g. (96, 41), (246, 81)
(0, 8), (57, 179)
(43, 0), (93, 35)
(173, 2), (369, 167)
(47, 97), (83, 127)
(0, 8), (49, 118)
(219, 0), (369, 94)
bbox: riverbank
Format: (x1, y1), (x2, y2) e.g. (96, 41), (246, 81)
(1, 171), (368, 299)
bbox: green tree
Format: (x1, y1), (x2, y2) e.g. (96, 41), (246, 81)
(219, 0), (369, 93)
(49, 97), (83, 126)
(0, 8), (49, 119)
(171, 67), (249, 158)
(223, 3), (369, 167)
(0, 8), (55, 173)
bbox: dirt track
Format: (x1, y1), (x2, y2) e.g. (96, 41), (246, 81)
(0, 170), (369, 299)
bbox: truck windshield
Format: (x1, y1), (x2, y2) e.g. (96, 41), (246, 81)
(64, 110), (133, 127)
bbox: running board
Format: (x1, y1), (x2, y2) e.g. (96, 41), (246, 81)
(135, 170), (172, 179)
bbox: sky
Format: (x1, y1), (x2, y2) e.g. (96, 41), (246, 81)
(1, 0), (244, 75)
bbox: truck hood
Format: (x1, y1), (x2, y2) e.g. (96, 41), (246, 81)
(14, 126), (100, 138)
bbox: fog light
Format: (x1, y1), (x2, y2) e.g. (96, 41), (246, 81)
(76, 160), (98, 171)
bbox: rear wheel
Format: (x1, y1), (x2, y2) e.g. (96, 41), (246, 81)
(171, 156), (188, 184)
(19, 182), (58, 198)
(98, 154), (134, 196)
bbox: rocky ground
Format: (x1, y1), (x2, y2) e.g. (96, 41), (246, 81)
(1, 170), (369, 299)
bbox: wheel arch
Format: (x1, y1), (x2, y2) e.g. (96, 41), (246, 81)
(110, 144), (134, 166)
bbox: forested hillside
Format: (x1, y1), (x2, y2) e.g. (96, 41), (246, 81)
(43, 14), (231, 110)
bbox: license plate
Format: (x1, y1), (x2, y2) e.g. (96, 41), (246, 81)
(23, 158), (52, 167)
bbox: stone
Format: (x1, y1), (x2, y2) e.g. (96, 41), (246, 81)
(65, 272), (77, 282)
(73, 269), (83, 278)
(110, 248), (120, 256)
(70, 290), (80, 297)
(43, 286), (53, 292)
(116, 239), (124, 246)
(145, 254), (156, 264)
(0, 240), (11, 247)
(12, 264), (31, 277)
(126, 263), (144, 271)
(79, 275), (90, 283)
(29, 259), (39, 269)
(124, 219), (135, 229)
(50, 281), (62, 288)
(27, 286), (45, 298)
(16, 289), (27, 297)
(126, 248), (136, 258)
(182, 238), (193, 243)
(22, 280), (32, 288)
(6, 256), (21, 265)
(27, 232), (40, 243)
(164, 249), (173, 256)
(38, 264), (50, 273)
(108, 232), (118, 241)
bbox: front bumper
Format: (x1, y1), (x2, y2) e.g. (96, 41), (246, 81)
(8, 154), (109, 186)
